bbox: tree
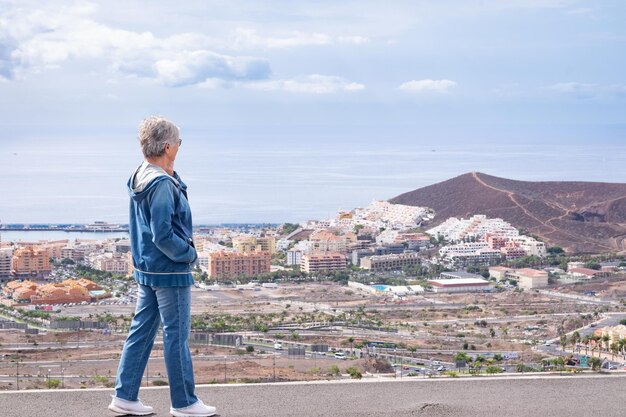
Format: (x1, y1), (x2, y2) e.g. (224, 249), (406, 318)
(570, 331), (581, 351)
(560, 334), (568, 351)
(588, 357), (602, 371)
(453, 352), (472, 364)
(602, 335), (611, 352)
(547, 247), (565, 255)
(346, 337), (355, 353)
(281, 223), (300, 235)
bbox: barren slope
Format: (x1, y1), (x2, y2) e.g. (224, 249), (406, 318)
(389, 172), (626, 254)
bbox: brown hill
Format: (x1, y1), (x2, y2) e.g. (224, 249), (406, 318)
(389, 172), (626, 254)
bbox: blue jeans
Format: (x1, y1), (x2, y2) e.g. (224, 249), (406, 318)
(114, 284), (198, 409)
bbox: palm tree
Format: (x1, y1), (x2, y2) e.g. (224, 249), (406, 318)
(559, 334), (568, 352)
(570, 331), (580, 352)
(346, 337), (355, 354)
(610, 342), (619, 361)
(618, 338), (626, 359)
(582, 335), (591, 356)
(588, 357), (602, 371)
(602, 335), (611, 353)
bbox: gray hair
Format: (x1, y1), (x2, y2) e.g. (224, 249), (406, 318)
(138, 116), (180, 158)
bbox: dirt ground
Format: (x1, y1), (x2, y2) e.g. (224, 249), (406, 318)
(1, 280), (624, 390)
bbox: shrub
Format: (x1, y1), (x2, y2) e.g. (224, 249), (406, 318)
(327, 365), (341, 376)
(46, 378), (61, 389)
(152, 379), (169, 386)
(346, 366), (362, 379)
(485, 365), (503, 374)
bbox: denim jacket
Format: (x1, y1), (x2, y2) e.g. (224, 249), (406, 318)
(127, 162), (196, 287)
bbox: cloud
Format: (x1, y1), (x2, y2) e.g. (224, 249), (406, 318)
(154, 51), (270, 87)
(0, 2), (270, 86)
(548, 82), (626, 99)
(229, 28), (332, 49)
(337, 36), (369, 45)
(246, 74), (365, 94)
(398, 79), (457, 93)
(227, 28), (369, 49)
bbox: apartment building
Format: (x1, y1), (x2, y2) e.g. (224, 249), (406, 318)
(0, 248), (13, 281)
(360, 252), (421, 271)
(286, 250), (302, 266)
(428, 215), (519, 242)
(488, 267), (549, 288)
(206, 251), (271, 280)
(87, 252), (129, 274)
(439, 242), (502, 266)
(308, 230), (348, 253)
(232, 235), (276, 254)
(12, 246), (51, 278)
(300, 252), (347, 274)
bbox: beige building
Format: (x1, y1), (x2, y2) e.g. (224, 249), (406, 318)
(360, 252), (421, 271)
(206, 251), (271, 280)
(301, 252), (347, 274)
(489, 267), (549, 288)
(12, 246), (51, 278)
(489, 266), (511, 281)
(88, 252), (129, 274)
(510, 268), (549, 289)
(232, 235), (276, 255)
(308, 230), (348, 253)
(600, 325), (626, 346)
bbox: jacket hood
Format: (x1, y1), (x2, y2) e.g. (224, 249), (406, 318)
(128, 161), (181, 201)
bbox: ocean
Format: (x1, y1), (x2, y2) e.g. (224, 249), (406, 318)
(2, 135), (626, 225)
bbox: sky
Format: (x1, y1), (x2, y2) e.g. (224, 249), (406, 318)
(1, 0), (626, 224)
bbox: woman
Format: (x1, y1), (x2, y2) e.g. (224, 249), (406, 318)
(109, 116), (216, 417)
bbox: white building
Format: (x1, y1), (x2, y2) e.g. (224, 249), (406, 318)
(286, 250), (302, 266)
(87, 252), (129, 274)
(427, 278), (492, 293)
(439, 242), (502, 266)
(428, 215), (519, 242)
(276, 238), (292, 252)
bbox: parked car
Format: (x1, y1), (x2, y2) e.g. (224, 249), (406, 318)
(335, 351), (347, 360)
(274, 342), (283, 350)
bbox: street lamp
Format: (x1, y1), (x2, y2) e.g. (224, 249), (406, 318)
(47, 369), (51, 388)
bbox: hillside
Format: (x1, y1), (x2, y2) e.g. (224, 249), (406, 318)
(389, 172), (626, 254)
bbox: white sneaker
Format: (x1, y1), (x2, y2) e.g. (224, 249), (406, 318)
(108, 396), (154, 415)
(170, 399), (217, 417)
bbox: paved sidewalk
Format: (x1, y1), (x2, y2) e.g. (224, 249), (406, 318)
(1, 374), (624, 417)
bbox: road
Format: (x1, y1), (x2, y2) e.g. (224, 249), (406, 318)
(1, 374), (625, 417)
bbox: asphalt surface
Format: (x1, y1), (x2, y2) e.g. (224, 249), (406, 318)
(1, 374), (625, 417)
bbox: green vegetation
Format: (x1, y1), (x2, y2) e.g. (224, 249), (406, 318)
(151, 380), (169, 386)
(281, 223), (300, 235)
(345, 366), (362, 379)
(485, 365), (503, 374)
(46, 378), (61, 389)
(327, 365), (341, 376)
(74, 265), (129, 284)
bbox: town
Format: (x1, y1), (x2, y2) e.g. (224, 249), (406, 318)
(1, 201), (625, 390)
